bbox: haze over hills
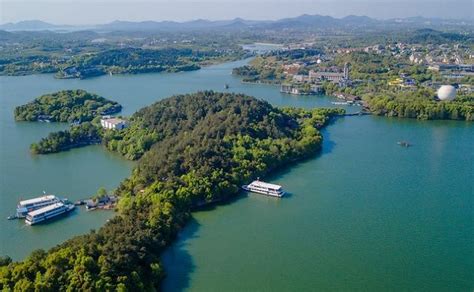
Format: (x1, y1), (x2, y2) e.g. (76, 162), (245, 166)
(1, 14), (472, 32)
(0, 20), (73, 31)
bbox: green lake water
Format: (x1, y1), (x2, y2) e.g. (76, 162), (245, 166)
(1, 59), (473, 291)
(162, 116), (473, 291)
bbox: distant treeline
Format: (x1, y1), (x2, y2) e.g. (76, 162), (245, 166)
(1, 47), (244, 77)
(58, 48), (211, 77)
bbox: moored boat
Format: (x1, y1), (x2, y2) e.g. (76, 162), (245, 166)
(25, 202), (75, 225)
(16, 194), (60, 218)
(242, 180), (285, 197)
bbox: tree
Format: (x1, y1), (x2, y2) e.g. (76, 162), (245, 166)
(0, 256), (11, 267)
(94, 187), (108, 201)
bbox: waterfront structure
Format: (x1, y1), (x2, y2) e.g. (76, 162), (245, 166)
(242, 180), (285, 197)
(100, 117), (128, 130)
(25, 202), (75, 225)
(16, 195), (60, 218)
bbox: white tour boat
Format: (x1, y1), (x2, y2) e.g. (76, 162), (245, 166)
(242, 180), (285, 197)
(16, 194), (60, 218)
(25, 202), (75, 225)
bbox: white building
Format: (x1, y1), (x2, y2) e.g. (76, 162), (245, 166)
(100, 117), (128, 130)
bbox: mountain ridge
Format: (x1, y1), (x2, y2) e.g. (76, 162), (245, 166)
(1, 15), (472, 32)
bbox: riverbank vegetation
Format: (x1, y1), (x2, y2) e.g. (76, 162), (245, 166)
(14, 90), (122, 123)
(0, 91), (343, 290)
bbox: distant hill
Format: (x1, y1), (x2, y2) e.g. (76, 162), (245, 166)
(0, 20), (63, 31)
(96, 17), (270, 31)
(95, 15), (473, 32)
(1, 15), (472, 32)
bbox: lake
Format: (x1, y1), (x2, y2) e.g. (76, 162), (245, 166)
(162, 116), (473, 291)
(0, 58), (345, 259)
(1, 59), (472, 291)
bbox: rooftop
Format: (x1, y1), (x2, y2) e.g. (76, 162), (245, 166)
(101, 117), (126, 125)
(249, 180), (282, 190)
(28, 202), (64, 217)
(19, 195), (57, 206)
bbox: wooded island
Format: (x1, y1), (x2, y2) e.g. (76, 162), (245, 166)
(14, 90), (122, 123)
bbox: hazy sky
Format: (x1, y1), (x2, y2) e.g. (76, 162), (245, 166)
(0, 0), (472, 25)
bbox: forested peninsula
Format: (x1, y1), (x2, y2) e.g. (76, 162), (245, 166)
(0, 91), (343, 290)
(14, 89), (122, 123)
(30, 122), (102, 154)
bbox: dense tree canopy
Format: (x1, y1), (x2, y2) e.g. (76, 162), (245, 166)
(14, 90), (122, 123)
(1, 91), (343, 291)
(30, 122), (102, 154)
(366, 91), (474, 121)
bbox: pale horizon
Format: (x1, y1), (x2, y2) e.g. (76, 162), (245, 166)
(1, 0), (472, 26)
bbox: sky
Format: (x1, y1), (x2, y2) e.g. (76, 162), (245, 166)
(0, 0), (472, 25)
